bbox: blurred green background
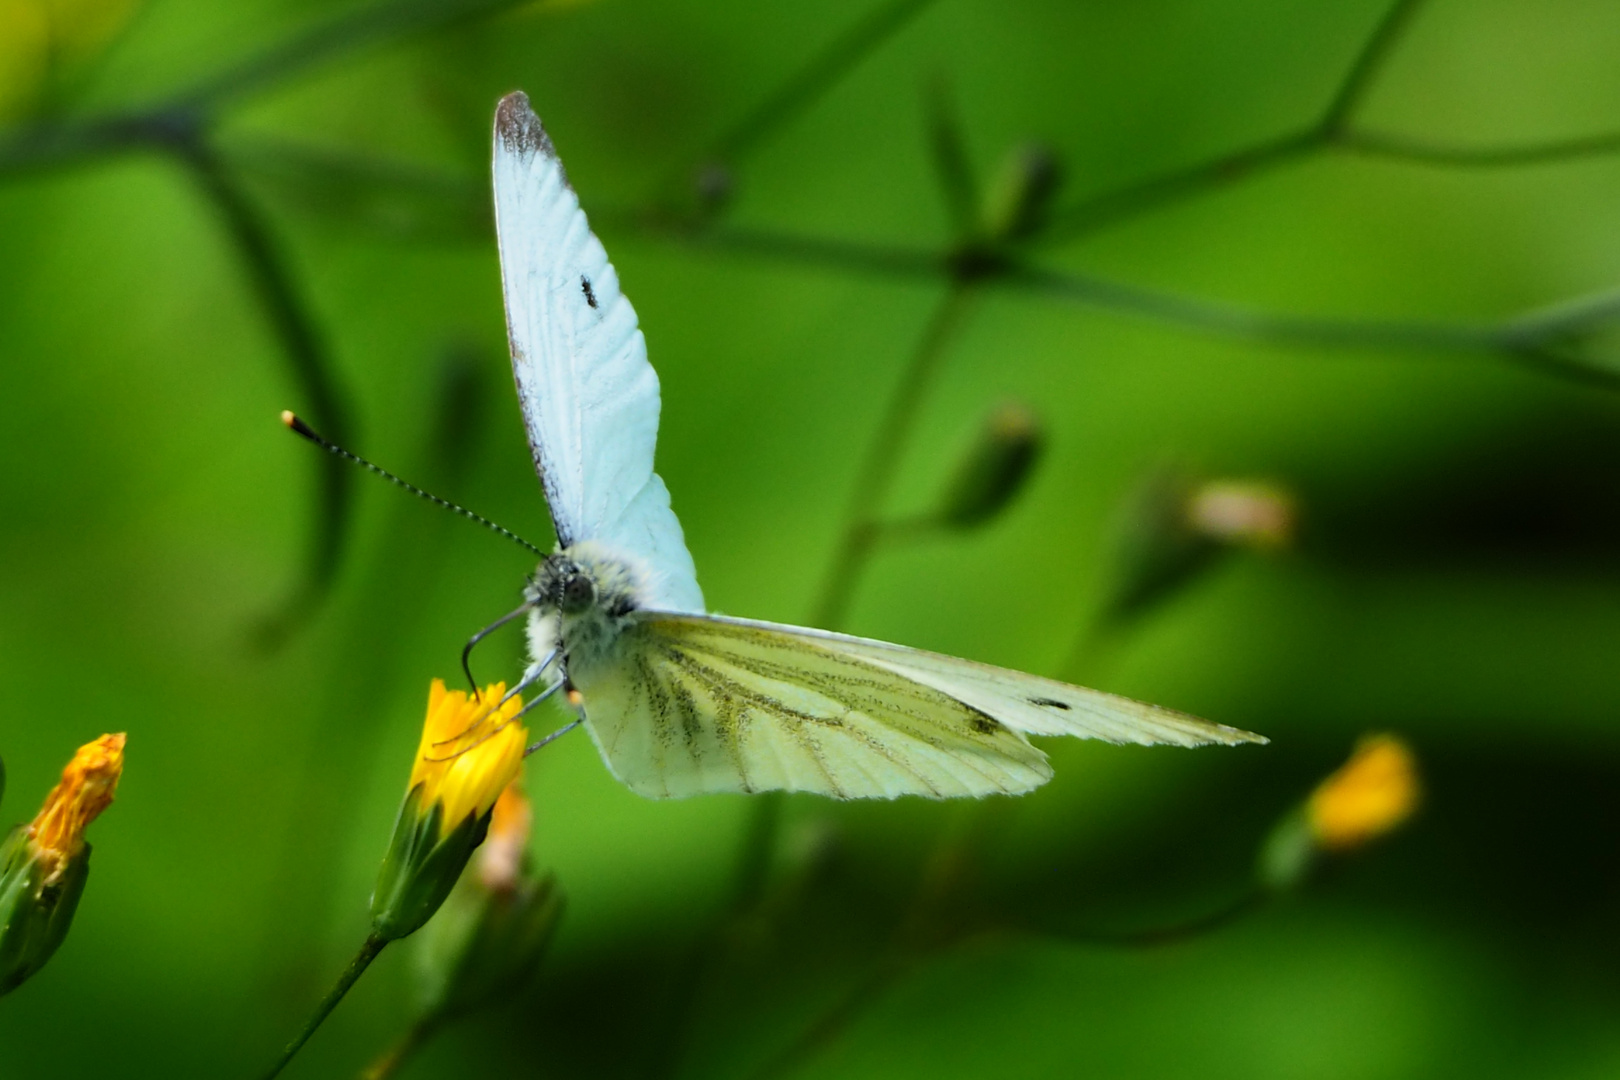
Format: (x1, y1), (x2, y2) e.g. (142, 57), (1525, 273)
(5, 0), (1620, 1076)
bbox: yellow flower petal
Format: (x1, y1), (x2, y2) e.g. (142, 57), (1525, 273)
(28, 733), (125, 883)
(1308, 734), (1420, 851)
(409, 681), (527, 837)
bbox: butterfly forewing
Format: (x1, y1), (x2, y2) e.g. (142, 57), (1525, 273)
(570, 614), (1053, 800)
(777, 626), (1265, 748)
(492, 92), (702, 612)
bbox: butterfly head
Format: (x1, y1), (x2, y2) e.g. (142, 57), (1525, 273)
(526, 544), (646, 670)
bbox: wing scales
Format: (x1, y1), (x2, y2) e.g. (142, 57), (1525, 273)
(492, 92), (702, 612)
(571, 614), (1053, 800)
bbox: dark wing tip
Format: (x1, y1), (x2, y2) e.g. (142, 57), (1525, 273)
(494, 90), (557, 161)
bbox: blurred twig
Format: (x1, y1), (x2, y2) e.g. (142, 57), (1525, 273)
(810, 286), (976, 629)
(1340, 127), (1620, 168)
(173, 0), (530, 113)
(1036, 0), (1423, 244)
(744, 822), (1265, 1080)
(672, 0), (942, 207)
(634, 221), (1620, 389)
(179, 140), (356, 638)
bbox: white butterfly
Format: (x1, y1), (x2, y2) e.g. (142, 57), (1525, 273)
(490, 91), (1264, 800)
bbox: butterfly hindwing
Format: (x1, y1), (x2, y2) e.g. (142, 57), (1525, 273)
(569, 613), (1054, 800)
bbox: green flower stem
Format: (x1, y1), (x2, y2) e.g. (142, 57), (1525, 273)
(260, 933), (388, 1080)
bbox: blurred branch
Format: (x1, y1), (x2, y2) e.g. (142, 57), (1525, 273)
(172, 0), (532, 114)
(621, 213), (946, 278)
(924, 77), (980, 238)
(746, 829), (1266, 1080)
(811, 285), (976, 630)
(664, 276), (989, 1080)
(1340, 127), (1620, 168)
(1316, 0), (1426, 134)
(699, 0), (941, 171)
(630, 220), (1620, 390)
(178, 140), (355, 637)
(0, 0), (537, 176)
(223, 136), (490, 242)
(1030, 888), (1264, 949)
(1037, 0), (1428, 244)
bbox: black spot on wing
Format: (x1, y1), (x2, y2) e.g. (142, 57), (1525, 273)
(968, 710), (1004, 735)
(581, 276), (598, 308)
(1029, 697), (1071, 710)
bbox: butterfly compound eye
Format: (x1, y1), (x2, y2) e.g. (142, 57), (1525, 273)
(560, 573), (597, 614)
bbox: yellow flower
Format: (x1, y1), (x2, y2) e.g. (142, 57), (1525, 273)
(1307, 734), (1420, 850)
(27, 733), (124, 885)
(410, 680), (527, 837)
(371, 681), (528, 943)
(1, 733), (124, 997)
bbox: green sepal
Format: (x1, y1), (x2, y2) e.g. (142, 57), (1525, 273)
(0, 827), (91, 997)
(937, 402), (1044, 529)
(415, 870), (565, 1022)
(981, 143), (1062, 242)
(1098, 467), (1222, 628)
(1257, 808), (1317, 894)
(370, 787), (491, 942)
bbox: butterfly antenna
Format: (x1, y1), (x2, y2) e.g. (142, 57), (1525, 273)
(280, 411), (546, 558)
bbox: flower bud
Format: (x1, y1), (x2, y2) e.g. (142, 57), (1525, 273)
(0, 733), (124, 997)
(693, 162), (734, 212)
(1258, 734), (1420, 893)
(981, 143), (1062, 242)
(937, 401), (1044, 528)
(413, 783), (564, 1023)
(1307, 734), (1419, 851)
(1186, 480), (1296, 549)
(371, 681), (527, 942)
(1099, 468), (1296, 627)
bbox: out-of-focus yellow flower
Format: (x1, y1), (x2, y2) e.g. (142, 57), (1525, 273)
(28, 733), (124, 883)
(1, 733), (125, 997)
(411, 680), (527, 838)
(477, 781), (532, 893)
(371, 682), (528, 943)
(1186, 480), (1297, 549)
(1308, 734), (1420, 850)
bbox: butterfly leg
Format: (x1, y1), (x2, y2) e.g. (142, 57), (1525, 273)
(523, 679), (585, 756)
(461, 602), (533, 692)
(497, 648), (560, 708)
